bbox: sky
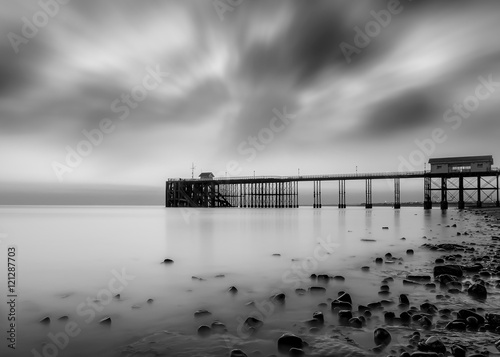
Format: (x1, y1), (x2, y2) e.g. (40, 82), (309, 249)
(1, 0), (500, 204)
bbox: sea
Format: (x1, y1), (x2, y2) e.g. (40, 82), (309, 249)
(0, 206), (470, 357)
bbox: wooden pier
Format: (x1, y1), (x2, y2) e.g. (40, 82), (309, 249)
(166, 169), (500, 210)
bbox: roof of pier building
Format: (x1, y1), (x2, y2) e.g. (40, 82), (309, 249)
(428, 156), (493, 165)
(199, 172), (215, 179)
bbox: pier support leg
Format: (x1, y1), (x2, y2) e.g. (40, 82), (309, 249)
(440, 177), (448, 210)
(497, 175), (499, 207)
(338, 180), (346, 208)
(424, 176), (432, 209)
(313, 181), (322, 208)
(365, 179), (372, 209)
(477, 176), (482, 208)
(458, 176), (465, 209)
(394, 178), (401, 209)
(313, 181), (316, 208)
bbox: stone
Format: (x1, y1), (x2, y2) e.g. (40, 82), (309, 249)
(451, 345), (466, 357)
(211, 321), (227, 333)
(230, 349), (248, 357)
(403, 279), (421, 286)
(228, 286), (238, 294)
(361, 266), (370, 271)
(486, 313), (500, 327)
(433, 265), (463, 277)
(375, 258), (383, 264)
(374, 327), (391, 346)
(194, 309), (211, 317)
(244, 317), (263, 329)
(445, 321), (466, 331)
(457, 309), (485, 325)
(407, 249), (414, 255)
(337, 292), (352, 304)
(468, 283), (487, 300)
(271, 293), (286, 304)
(277, 333), (303, 354)
(309, 286), (326, 295)
(99, 317), (112, 325)
(333, 275), (345, 281)
(411, 353), (438, 357)
(338, 310), (353, 324)
(197, 325), (211, 337)
(407, 275), (431, 282)
(317, 274), (330, 282)
(466, 316), (479, 329)
(435, 274), (458, 285)
(399, 294), (410, 305)
(295, 288), (306, 295)
(418, 336), (446, 354)
(420, 302), (438, 314)
(331, 301), (352, 310)
(163, 258), (174, 264)
(40, 317), (50, 324)
(349, 317), (363, 328)
(384, 312), (395, 324)
(312, 311), (324, 324)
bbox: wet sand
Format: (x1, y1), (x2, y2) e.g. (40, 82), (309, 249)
(119, 208), (500, 357)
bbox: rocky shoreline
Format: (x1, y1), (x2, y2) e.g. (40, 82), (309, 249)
(121, 208), (500, 357)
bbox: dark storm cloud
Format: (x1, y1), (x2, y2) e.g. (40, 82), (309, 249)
(367, 89), (438, 134)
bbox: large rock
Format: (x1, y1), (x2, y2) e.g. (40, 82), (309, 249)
(337, 292), (352, 304)
(445, 320), (466, 331)
(457, 309), (485, 325)
(399, 294), (410, 306)
(277, 333), (304, 354)
(433, 265), (463, 278)
(486, 313), (500, 327)
(331, 301), (352, 311)
(418, 336), (446, 354)
(468, 283), (487, 300)
(374, 328), (391, 346)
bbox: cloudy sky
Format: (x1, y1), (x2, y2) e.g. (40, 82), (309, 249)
(1, 0), (500, 204)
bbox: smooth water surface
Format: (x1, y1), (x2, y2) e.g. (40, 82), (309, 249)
(0, 206), (468, 356)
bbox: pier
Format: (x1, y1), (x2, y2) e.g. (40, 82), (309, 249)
(166, 156), (500, 210)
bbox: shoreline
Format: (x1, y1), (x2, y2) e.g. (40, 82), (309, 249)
(120, 208), (500, 357)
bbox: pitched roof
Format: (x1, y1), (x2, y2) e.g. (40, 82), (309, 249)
(428, 156), (493, 164)
(199, 172), (215, 178)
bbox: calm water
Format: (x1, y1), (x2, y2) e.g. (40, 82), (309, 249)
(0, 206), (468, 357)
